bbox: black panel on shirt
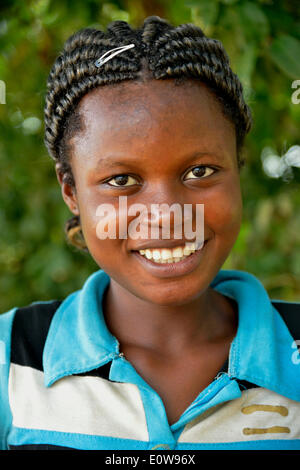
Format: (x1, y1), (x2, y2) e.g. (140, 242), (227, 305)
(272, 301), (300, 340)
(9, 444), (78, 450)
(237, 379), (258, 391)
(75, 362), (112, 380)
(10, 300), (113, 380)
(10, 300), (62, 371)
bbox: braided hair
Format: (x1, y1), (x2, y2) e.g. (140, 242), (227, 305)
(44, 16), (252, 251)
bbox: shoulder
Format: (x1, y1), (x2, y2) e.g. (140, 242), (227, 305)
(0, 300), (62, 371)
(9, 300), (62, 371)
(0, 300), (62, 449)
(271, 300), (300, 340)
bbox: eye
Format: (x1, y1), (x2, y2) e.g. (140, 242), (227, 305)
(184, 166), (216, 180)
(106, 174), (139, 187)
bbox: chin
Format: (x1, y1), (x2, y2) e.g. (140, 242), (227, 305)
(138, 278), (208, 307)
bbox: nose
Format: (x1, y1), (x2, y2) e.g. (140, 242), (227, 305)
(135, 182), (183, 232)
(129, 199), (204, 244)
(138, 202), (183, 229)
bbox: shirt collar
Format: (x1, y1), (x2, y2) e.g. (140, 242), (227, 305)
(211, 270), (300, 401)
(43, 269), (300, 401)
(43, 269), (117, 387)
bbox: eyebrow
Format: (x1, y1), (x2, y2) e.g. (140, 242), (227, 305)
(95, 158), (134, 169)
(95, 151), (226, 169)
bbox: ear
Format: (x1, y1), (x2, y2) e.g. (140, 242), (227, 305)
(55, 163), (79, 216)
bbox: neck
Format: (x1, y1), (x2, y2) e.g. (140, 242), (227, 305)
(103, 279), (238, 356)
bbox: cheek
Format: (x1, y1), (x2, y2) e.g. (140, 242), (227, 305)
(78, 196), (131, 270)
(203, 179), (242, 238)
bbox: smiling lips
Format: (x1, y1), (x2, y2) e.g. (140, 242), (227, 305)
(136, 241), (202, 264)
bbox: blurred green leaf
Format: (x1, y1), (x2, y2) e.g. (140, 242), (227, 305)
(269, 35), (300, 79)
(187, 0), (219, 31)
(238, 1), (269, 42)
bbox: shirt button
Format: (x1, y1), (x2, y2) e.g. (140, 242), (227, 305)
(151, 444), (171, 450)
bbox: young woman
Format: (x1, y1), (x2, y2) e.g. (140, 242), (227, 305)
(0, 16), (299, 451)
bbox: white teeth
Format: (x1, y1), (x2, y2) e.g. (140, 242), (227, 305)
(137, 240), (203, 264)
(152, 250), (161, 260)
(161, 248), (173, 260)
(145, 249), (153, 260)
(183, 246), (192, 256)
(172, 247), (183, 258)
(186, 242), (196, 251)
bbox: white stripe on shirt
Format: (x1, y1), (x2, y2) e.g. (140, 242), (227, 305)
(9, 363), (149, 441)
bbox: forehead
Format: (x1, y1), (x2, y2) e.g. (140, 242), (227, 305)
(70, 79), (236, 162)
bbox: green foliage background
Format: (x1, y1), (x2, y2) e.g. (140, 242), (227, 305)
(0, 0), (299, 313)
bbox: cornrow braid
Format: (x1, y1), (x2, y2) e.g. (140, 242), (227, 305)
(44, 15), (252, 251)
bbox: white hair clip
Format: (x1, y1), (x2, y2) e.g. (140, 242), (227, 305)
(95, 44), (135, 68)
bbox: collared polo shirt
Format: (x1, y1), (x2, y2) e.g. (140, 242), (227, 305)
(0, 269), (299, 450)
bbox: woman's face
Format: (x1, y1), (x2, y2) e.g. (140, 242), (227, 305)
(59, 79), (242, 306)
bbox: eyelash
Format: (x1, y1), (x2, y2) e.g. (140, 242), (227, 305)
(105, 165), (217, 187)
